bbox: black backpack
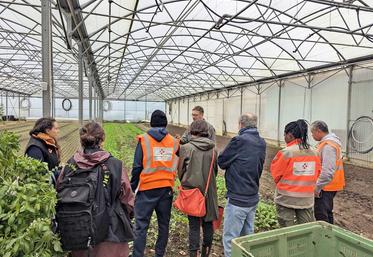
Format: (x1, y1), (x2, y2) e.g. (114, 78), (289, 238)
(56, 160), (111, 251)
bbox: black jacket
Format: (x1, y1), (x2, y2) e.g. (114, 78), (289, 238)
(104, 157), (134, 242)
(218, 127), (266, 207)
(67, 149), (134, 243)
(25, 136), (60, 171)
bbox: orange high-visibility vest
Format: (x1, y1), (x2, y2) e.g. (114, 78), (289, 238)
(317, 140), (345, 191)
(271, 140), (321, 198)
(138, 133), (179, 191)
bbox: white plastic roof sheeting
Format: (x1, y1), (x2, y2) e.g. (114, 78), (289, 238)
(1, 0), (373, 101)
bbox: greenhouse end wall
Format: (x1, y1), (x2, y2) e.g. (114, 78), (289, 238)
(0, 97), (164, 122)
(166, 64), (373, 167)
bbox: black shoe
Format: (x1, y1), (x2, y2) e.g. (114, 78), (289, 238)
(189, 250), (198, 257)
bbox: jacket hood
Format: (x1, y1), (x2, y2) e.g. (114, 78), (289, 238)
(73, 149), (111, 169)
(189, 137), (215, 151)
(322, 133), (342, 147)
(147, 127), (168, 142)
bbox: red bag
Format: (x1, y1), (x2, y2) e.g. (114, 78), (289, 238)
(213, 206), (224, 231)
(174, 150), (215, 217)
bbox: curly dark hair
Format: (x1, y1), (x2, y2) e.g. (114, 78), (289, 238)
(285, 119), (310, 149)
(80, 121), (105, 149)
(29, 117), (56, 136)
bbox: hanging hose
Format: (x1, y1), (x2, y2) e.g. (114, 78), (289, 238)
(348, 116), (373, 154)
(62, 98), (72, 111)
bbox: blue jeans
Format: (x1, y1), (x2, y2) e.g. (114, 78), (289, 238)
(223, 199), (257, 257)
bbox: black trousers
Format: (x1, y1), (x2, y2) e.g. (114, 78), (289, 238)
(188, 216), (213, 252)
(315, 190), (337, 224)
(133, 187), (173, 257)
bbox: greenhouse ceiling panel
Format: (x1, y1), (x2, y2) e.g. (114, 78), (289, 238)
(0, 0), (373, 101)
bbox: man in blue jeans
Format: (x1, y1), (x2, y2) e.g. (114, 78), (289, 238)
(218, 113), (266, 257)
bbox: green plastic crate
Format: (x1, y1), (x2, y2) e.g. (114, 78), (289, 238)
(232, 221), (373, 257)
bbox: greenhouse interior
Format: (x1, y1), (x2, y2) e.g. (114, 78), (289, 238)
(1, 0), (373, 256)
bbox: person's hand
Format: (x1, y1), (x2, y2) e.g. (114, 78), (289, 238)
(175, 134), (181, 139)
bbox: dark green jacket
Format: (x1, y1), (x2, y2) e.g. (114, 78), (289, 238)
(177, 137), (218, 222)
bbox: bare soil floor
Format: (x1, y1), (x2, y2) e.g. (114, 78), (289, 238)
(166, 124), (373, 240)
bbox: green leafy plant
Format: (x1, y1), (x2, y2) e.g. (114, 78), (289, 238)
(255, 201), (279, 232)
(0, 131), (63, 257)
(216, 175), (227, 205)
(103, 123), (143, 168)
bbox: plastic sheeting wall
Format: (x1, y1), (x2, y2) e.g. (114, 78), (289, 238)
(167, 64), (373, 166)
(349, 66), (373, 165)
(179, 100), (189, 125)
(0, 96), (164, 122)
(310, 70), (349, 149)
(260, 83), (279, 142)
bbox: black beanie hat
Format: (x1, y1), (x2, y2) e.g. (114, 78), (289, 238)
(150, 110), (168, 127)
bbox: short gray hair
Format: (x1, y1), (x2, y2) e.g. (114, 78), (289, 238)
(311, 120), (329, 133)
(239, 113), (257, 128)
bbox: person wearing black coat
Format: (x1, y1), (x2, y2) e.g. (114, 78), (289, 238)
(25, 117), (61, 180)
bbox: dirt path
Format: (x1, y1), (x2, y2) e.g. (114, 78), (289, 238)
(166, 124), (373, 240)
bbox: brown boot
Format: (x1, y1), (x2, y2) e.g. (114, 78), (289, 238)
(201, 245), (211, 257)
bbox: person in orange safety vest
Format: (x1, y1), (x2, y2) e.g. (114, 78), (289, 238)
(131, 110), (179, 257)
(270, 119), (321, 227)
(311, 120), (345, 224)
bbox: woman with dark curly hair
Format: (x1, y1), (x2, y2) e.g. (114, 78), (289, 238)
(270, 119), (321, 227)
(25, 117), (61, 175)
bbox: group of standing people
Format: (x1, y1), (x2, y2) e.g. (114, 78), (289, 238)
(24, 105), (345, 257)
(271, 120), (345, 228)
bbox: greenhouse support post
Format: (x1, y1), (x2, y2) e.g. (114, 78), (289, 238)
(41, 0), (52, 117)
(346, 65), (354, 160)
(5, 92), (8, 121)
(18, 94), (21, 119)
(89, 75), (93, 121)
(78, 43), (83, 125)
(277, 81), (283, 147)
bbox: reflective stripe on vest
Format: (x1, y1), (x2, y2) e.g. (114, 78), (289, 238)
(279, 179), (315, 186)
(277, 189), (315, 198)
(317, 140), (345, 191)
(142, 134), (179, 174)
(138, 133), (179, 191)
(277, 177), (316, 198)
(274, 145), (320, 198)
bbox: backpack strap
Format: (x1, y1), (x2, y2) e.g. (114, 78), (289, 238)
(55, 166), (65, 189)
(100, 163), (110, 187)
(100, 162), (112, 206)
(56, 158), (76, 189)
